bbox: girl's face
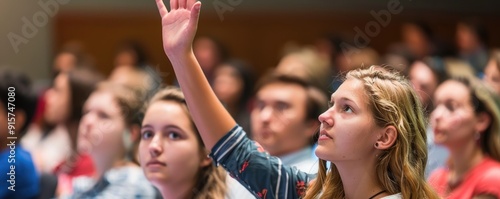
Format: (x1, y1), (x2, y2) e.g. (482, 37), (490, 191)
(139, 101), (210, 186)
(430, 80), (483, 148)
(45, 73), (71, 124)
(316, 78), (383, 162)
(78, 91), (127, 157)
(483, 59), (500, 95)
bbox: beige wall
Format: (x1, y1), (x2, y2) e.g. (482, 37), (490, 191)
(0, 0), (55, 82)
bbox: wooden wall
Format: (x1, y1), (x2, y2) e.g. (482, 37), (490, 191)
(54, 10), (500, 84)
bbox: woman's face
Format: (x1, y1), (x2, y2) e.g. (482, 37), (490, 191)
(45, 73), (71, 125)
(483, 59), (500, 95)
(78, 91), (127, 157)
(430, 80), (481, 148)
(213, 65), (244, 105)
(139, 101), (209, 186)
(409, 61), (439, 108)
(316, 78), (383, 162)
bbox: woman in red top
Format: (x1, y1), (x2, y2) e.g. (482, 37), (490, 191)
(429, 76), (500, 198)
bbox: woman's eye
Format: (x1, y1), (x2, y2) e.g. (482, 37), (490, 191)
(141, 130), (154, 140)
(343, 105), (353, 113)
(168, 132), (181, 140)
(328, 101), (334, 108)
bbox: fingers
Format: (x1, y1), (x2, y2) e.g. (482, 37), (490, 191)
(179, 0), (186, 9)
(187, 0), (196, 9)
(170, 0), (179, 10)
(189, 1), (202, 29)
(155, 0), (169, 16)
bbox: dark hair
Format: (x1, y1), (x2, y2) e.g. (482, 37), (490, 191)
(194, 36), (230, 63)
(419, 56), (449, 84)
(405, 21), (434, 42)
(219, 59), (255, 108)
(66, 68), (104, 123)
(254, 73), (328, 145)
(451, 76), (500, 159)
(115, 40), (151, 68)
(0, 69), (37, 136)
(459, 18), (489, 46)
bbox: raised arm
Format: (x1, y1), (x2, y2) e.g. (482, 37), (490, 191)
(155, 0), (236, 150)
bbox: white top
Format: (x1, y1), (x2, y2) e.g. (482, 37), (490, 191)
(279, 147), (318, 174)
(21, 124), (72, 173)
(381, 193), (402, 199)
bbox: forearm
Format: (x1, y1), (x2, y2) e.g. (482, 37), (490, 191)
(167, 51), (236, 150)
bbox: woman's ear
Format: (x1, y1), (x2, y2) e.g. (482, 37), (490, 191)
(475, 112), (491, 134)
(200, 150), (212, 168)
(130, 124), (141, 142)
(375, 125), (398, 150)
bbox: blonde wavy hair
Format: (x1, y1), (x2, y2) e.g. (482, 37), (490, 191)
(145, 87), (227, 199)
(304, 66), (439, 199)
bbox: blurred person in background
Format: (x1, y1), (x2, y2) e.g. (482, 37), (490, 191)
(0, 69), (39, 199)
(428, 76), (500, 198)
(483, 49), (500, 95)
(250, 73), (328, 173)
(21, 68), (102, 196)
(114, 40), (151, 68)
(456, 19), (489, 76)
(408, 57), (449, 178)
(192, 36), (229, 85)
(70, 82), (158, 198)
(213, 59), (255, 134)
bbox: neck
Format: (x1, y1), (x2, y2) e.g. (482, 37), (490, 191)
(335, 155), (386, 199)
(92, 152), (128, 179)
(157, 180), (196, 199)
(448, 140), (484, 177)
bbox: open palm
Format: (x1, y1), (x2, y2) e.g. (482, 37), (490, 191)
(155, 0), (201, 55)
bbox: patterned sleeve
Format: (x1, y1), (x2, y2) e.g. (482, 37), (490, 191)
(210, 125), (316, 199)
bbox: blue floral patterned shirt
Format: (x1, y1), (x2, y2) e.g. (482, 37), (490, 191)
(210, 125), (315, 199)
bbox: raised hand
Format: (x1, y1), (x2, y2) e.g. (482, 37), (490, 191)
(155, 0), (201, 56)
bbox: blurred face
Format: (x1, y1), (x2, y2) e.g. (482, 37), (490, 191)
(251, 83), (313, 156)
(78, 91), (127, 158)
(45, 73), (71, 124)
(403, 24), (428, 58)
(316, 78), (381, 162)
(213, 65), (244, 105)
(115, 50), (138, 67)
(430, 80), (480, 148)
(193, 38), (219, 73)
(483, 59), (500, 95)
(139, 101), (208, 186)
(456, 24), (479, 53)
(409, 62), (439, 108)
(53, 52), (77, 73)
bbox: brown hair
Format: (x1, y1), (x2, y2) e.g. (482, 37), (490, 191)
(451, 76), (500, 161)
(145, 87), (227, 199)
